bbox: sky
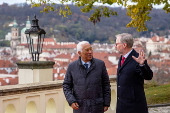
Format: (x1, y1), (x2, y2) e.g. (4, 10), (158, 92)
(0, 0), (164, 8)
(0, 0), (29, 4)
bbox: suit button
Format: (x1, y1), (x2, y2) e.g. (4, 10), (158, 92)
(118, 97), (120, 99)
(118, 86), (120, 87)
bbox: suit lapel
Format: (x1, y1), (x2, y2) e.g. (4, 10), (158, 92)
(87, 58), (95, 74)
(118, 56), (122, 70)
(118, 49), (136, 72)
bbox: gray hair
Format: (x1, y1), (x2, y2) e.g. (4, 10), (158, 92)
(116, 33), (134, 48)
(77, 41), (90, 54)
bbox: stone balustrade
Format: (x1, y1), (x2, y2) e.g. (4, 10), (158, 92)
(0, 76), (117, 113)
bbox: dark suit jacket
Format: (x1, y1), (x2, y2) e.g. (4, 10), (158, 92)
(116, 49), (153, 113)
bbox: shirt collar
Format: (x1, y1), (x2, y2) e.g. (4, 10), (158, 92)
(123, 49), (133, 58)
(81, 59), (91, 66)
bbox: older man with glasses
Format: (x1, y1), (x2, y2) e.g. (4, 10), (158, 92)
(115, 33), (153, 113)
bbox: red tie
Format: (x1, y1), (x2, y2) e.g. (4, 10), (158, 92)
(121, 57), (125, 66)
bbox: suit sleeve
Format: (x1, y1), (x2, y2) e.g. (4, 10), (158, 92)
(62, 64), (77, 106)
(102, 61), (111, 107)
(138, 60), (153, 80)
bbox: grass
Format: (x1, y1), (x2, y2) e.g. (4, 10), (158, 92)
(145, 83), (170, 105)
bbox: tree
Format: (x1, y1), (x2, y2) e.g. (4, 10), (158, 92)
(27, 0), (169, 32)
(0, 40), (10, 47)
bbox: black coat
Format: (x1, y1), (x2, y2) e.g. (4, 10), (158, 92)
(63, 57), (111, 113)
(116, 49), (153, 113)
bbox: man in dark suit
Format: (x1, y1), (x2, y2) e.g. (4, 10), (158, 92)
(115, 33), (153, 113)
(63, 41), (111, 113)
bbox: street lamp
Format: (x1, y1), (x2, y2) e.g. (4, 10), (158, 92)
(25, 15), (46, 61)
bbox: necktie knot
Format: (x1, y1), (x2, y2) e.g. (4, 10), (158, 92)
(84, 63), (88, 69)
(121, 57), (125, 66)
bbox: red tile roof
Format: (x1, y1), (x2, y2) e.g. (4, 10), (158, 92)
(55, 74), (65, 80)
(0, 60), (16, 68)
(0, 77), (18, 86)
(10, 70), (18, 75)
(56, 53), (72, 59)
(0, 70), (8, 74)
(166, 40), (170, 44)
(107, 65), (118, 75)
(18, 43), (28, 47)
(151, 36), (165, 42)
(42, 38), (76, 49)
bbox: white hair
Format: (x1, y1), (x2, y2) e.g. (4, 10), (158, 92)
(77, 41), (90, 54)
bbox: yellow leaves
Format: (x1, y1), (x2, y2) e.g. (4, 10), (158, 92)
(163, 1), (170, 13)
(126, 3), (153, 31)
(112, 0), (117, 3)
(117, 0), (123, 5)
(88, 7), (117, 25)
(28, 0), (170, 32)
(58, 6), (72, 17)
(80, 2), (94, 13)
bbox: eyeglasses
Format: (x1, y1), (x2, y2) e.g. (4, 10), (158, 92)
(115, 43), (123, 46)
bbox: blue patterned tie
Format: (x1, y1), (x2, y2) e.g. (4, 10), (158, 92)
(84, 63), (88, 69)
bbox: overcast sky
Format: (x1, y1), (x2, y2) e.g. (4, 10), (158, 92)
(0, 0), (164, 8)
(0, 0), (30, 4)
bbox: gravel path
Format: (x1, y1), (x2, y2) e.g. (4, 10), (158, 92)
(149, 106), (170, 113)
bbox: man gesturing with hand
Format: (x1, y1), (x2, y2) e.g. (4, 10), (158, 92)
(115, 33), (153, 113)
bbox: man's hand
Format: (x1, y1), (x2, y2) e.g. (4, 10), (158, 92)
(132, 50), (146, 65)
(71, 102), (79, 110)
(104, 106), (108, 112)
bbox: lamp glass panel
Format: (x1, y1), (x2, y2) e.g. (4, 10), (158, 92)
(30, 33), (38, 53)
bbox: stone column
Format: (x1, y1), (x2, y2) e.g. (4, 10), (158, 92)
(16, 61), (55, 84)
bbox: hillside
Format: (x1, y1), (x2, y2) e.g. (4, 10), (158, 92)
(0, 3), (170, 43)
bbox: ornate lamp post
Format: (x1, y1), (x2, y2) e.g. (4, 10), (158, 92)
(25, 15), (46, 61)
(17, 15), (54, 84)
